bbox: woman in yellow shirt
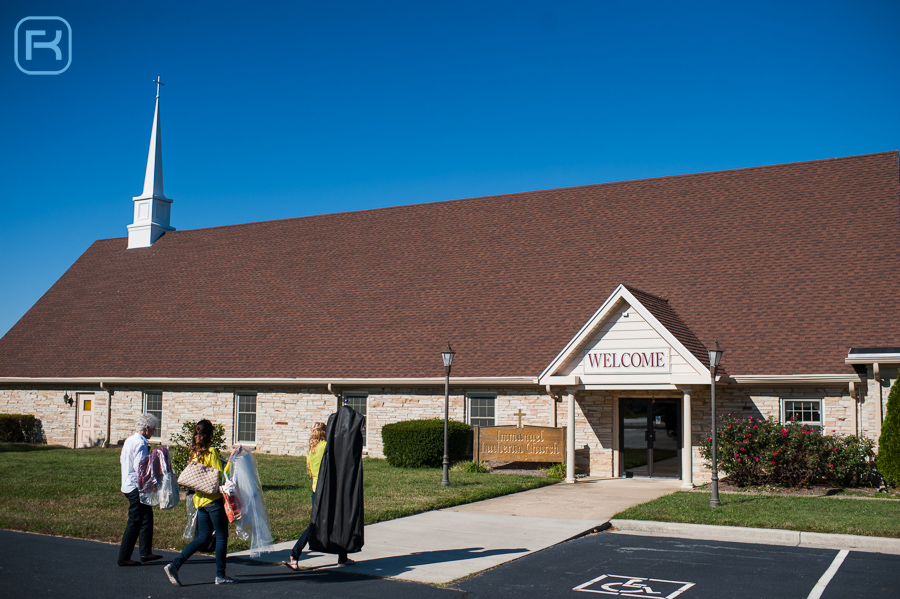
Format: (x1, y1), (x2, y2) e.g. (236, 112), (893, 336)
(287, 422), (351, 569)
(164, 420), (236, 586)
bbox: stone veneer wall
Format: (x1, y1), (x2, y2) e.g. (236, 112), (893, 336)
(571, 392), (615, 477)
(0, 387), (102, 447)
(366, 388), (554, 457)
(0, 381), (892, 484)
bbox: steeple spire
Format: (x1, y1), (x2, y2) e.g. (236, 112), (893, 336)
(128, 76), (175, 249)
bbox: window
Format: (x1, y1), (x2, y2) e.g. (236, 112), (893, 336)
(144, 392), (162, 439)
(236, 393), (257, 443)
(782, 398), (822, 428)
(468, 393), (496, 427)
(343, 392), (368, 447)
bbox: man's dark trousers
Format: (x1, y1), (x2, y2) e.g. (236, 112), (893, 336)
(118, 489), (153, 562)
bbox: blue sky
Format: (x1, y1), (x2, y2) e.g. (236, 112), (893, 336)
(2, 1), (899, 338)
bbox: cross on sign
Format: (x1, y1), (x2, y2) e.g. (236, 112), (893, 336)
(515, 408), (526, 428)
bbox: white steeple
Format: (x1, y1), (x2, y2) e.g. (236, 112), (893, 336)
(127, 76), (175, 249)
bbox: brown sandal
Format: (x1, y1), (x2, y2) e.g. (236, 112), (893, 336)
(285, 557), (301, 571)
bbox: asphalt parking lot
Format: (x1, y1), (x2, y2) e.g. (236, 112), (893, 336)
(2, 529), (897, 599)
(456, 532), (899, 599)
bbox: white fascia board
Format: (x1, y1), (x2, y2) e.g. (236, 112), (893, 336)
(581, 383), (680, 391)
(538, 284), (708, 383)
(538, 285), (630, 382)
(730, 374), (860, 385)
(845, 354), (900, 364)
(0, 376), (538, 387)
(542, 375), (582, 386)
(671, 373), (712, 385)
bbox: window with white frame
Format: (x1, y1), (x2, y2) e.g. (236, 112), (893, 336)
(467, 393), (497, 427)
(236, 393), (257, 443)
(144, 392), (162, 439)
(343, 392), (368, 447)
(781, 398), (823, 428)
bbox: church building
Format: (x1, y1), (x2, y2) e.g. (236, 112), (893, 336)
(1, 87), (898, 486)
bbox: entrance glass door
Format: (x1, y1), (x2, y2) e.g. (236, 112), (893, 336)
(620, 398), (680, 478)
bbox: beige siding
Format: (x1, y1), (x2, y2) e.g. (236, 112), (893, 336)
(561, 302), (699, 382)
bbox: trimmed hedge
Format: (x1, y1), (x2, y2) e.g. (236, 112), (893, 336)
(382, 419), (471, 468)
(0, 414), (39, 443)
(878, 377), (900, 487)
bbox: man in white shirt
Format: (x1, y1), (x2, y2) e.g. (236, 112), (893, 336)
(117, 413), (161, 566)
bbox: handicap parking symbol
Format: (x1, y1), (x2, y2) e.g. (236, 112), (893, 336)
(574, 574), (694, 598)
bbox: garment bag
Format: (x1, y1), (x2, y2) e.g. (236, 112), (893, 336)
(308, 405), (365, 554)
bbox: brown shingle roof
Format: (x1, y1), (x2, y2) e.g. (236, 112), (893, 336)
(624, 285), (711, 370)
(1, 151), (898, 379)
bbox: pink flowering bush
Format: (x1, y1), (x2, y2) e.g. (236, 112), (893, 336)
(699, 415), (875, 487)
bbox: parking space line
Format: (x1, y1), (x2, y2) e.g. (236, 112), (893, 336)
(807, 549), (849, 599)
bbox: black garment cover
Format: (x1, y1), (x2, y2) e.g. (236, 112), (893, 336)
(308, 406), (365, 554)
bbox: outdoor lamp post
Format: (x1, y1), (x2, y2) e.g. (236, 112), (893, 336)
(708, 340), (724, 507)
(441, 343), (455, 487)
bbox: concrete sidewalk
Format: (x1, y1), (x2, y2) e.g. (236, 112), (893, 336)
(235, 477), (682, 584)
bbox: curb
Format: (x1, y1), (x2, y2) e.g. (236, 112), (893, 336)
(609, 519), (900, 555)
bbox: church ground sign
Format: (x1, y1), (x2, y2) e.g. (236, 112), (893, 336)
(473, 425), (566, 463)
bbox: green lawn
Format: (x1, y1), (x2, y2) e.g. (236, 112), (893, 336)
(614, 491), (900, 538)
(0, 444), (557, 552)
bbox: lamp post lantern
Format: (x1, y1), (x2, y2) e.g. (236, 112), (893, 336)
(708, 341), (724, 507)
(441, 343), (455, 487)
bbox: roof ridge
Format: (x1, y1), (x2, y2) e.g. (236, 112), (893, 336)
(96, 151), (900, 243)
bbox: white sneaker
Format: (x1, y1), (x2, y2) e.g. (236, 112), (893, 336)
(164, 563), (181, 586)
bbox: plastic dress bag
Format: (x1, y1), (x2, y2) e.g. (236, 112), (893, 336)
(180, 496), (216, 551)
(159, 469), (179, 510)
(139, 446), (173, 506)
(229, 447), (273, 557)
(182, 496), (198, 541)
(153, 447), (178, 509)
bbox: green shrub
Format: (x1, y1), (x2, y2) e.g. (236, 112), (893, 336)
(0, 414), (39, 443)
(382, 419), (471, 468)
(168, 420), (227, 474)
(878, 377), (900, 487)
(699, 415), (875, 487)
(545, 462), (566, 478)
(451, 460), (491, 473)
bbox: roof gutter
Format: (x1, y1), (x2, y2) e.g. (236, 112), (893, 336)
(845, 348), (900, 427)
(728, 374), (860, 385)
(99, 381), (112, 448)
(0, 376), (539, 387)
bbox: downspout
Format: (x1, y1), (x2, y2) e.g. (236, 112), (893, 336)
(328, 384), (342, 411)
(100, 382), (112, 448)
(73, 392), (78, 448)
(546, 385), (561, 427)
(874, 363), (883, 426)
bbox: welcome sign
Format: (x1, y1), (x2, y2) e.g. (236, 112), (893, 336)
(583, 347), (671, 374)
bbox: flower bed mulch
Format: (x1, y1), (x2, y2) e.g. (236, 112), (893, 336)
(693, 479), (900, 499)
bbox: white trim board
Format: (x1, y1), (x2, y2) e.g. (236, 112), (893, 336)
(538, 285), (709, 386)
